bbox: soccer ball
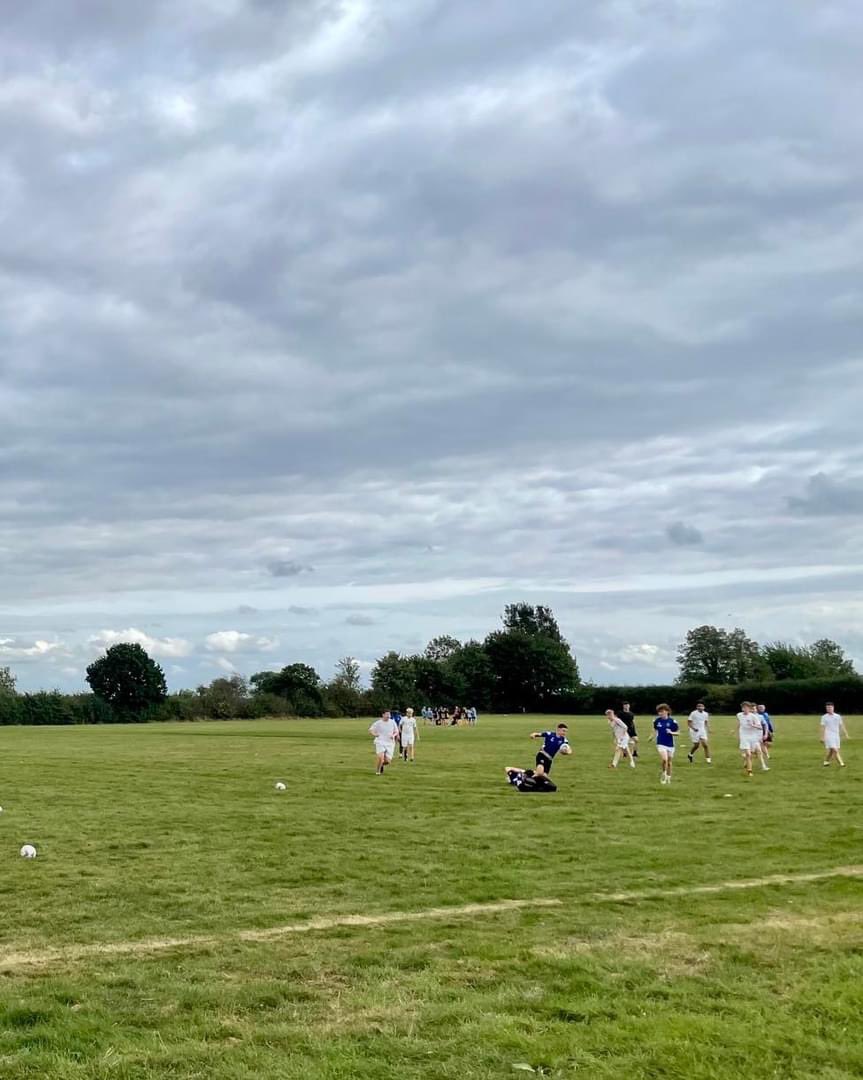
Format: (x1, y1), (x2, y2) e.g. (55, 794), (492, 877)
(275, 782), (286, 791)
(20, 844), (37, 859)
(560, 744), (573, 755)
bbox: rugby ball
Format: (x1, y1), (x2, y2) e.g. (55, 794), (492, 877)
(560, 744), (573, 755)
(275, 782), (287, 792)
(20, 844), (37, 859)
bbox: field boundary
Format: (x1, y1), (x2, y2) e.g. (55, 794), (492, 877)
(0, 898), (562, 971)
(594, 864), (863, 902)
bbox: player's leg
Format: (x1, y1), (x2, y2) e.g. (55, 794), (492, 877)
(702, 738), (712, 763)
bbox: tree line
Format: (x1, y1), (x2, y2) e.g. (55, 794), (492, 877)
(0, 608), (858, 725)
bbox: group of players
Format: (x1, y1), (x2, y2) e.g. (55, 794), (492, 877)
(369, 701), (850, 784)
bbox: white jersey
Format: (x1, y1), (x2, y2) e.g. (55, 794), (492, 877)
(689, 709), (709, 735)
(821, 713), (842, 737)
(400, 716), (417, 741)
(369, 718), (399, 744)
(737, 711), (761, 735)
(610, 716), (629, 744)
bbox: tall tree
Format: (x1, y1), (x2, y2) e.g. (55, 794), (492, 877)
(424, 635), (462, 662)
(334, 656), (362, 692)
(502, 603), (565, 643)
(0, 666), (16, 695)
(86, 643), (167, 718)
(250, 663), (324, 716)
(370, 651), (417, 709)
(677, 625), (764, 684)
(808, 638), (856, 677)
(328, 656), (363, 717)
(484, 630), (579, 711)
(763, 639), (856, 680)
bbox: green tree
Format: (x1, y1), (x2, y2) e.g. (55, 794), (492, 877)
(502, 603), (565, 643)
(763, 638), (856, 680)
(0, 666), (16, 696)
(676, 625), (765, 684)
(484, 630), (579, 711)
(250, 663), (324, 716)
(808, 638), (856, 677)
(327, 656), (364, 717)
(444, 640), (495, 709)
(370, 651), (417, 709)
(86, 643), (167, 718)
(424, 635), (462, 662)
(196, 675), (248, 719)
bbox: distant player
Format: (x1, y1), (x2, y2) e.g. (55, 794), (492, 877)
(369, 710), (399, 775)
(736, 701), (768, 776)
(652, 703), (678, 785)
(504, 766), (557, 793)
(606, 709), (636, 769)
(400, 707), (418, 762)
(757, 704), (773, 757)
(619, 701), (638, 757)
(686, 702), (711, 763)
(821, 703), (848, 768)
(529, 723), (570, 776)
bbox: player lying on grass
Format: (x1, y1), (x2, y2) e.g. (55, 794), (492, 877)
(651, 703), (678, 785)
(821, 703), (849, 768)
(606, 710), (636, 769)
(504, 766), (557, 792)
(529, 723), (571, 776)
(369, 710), (400, 775)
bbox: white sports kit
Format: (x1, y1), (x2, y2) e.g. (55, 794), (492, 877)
(370, 718), (399, 759)
(400, 716), (417, 746)
(821, 712), (842, 750)
(737, 711), (763, 751)
(611, 717), (630, 749)
(688, 709), (709, 743)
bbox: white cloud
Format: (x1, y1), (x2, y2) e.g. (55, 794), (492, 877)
(0, 638), (64, 660)
(88, 628), (192, 659)
(205, 630), (279, 653)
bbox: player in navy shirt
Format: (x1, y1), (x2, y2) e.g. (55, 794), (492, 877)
(529, 723), (570, 776)
(651, 703), (679, 786)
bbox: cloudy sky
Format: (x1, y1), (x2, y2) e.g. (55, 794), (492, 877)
(2, 0), (863, 693)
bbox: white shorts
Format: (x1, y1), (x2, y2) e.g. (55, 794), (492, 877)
(374, 739), (395, 759)
(690, 729), (707, 744)
(739, 734), (761, 752)
(401, 734), (415, 747)
(615, 735), (630, 750)
(657, 744), (675, 759)
(824, 734), (841, 751)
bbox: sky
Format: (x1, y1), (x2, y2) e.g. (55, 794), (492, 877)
(2, 0), (863, 693)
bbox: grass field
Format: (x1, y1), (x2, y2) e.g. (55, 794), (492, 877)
(0, 713), (861, 1079)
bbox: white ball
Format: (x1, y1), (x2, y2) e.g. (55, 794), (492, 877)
(20, 844), (37, 859)
(560, 744), (573, 755)
(274, 782), (286, 791)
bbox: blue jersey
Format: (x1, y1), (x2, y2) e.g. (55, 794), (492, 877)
(539, 731), (568, 758)
(653, 716), (679, 747)
(760, 711), (773, 733)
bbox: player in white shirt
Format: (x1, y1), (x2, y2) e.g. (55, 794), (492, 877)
(820, 702), (849, 767)
(686, 702), (712, 764)
(734, 701), (768, 776)
(400, 708), (419, 762)
(606, 710), (636, 769)
(369, 710), (400, 775)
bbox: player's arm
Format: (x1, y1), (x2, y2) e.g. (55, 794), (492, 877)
(841, 719), (850, 738)
(530, 731), (544, 740)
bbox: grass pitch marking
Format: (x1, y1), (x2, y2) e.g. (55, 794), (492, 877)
(0, 898), (563, 972)
(594, 864), (863, 902)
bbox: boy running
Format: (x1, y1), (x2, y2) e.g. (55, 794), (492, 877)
(529, 723), (570, 776)
(736, 701), (769, 776)
(619, 701), (638, 757)
(651, 703), (679, 785)
(757, 704), (773, 757)
(821, 703), (849, 767)
(606, 709), (636, 769)
(400, 708), (418, 762)
(369, 710), (399, 775)
(686, 702), (711, 763)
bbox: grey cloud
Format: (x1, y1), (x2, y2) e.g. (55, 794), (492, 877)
(666, 522), (704, 546)
(786, 473), (863, 517)
(0, 1), (861, 691)
(345, 614), (376, 626)
(267, 560), (313, 578)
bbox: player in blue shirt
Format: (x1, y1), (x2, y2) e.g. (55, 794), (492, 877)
(530, 723), (570, 776)
(651, 703), (679, 786)
(757, 704), (773, 758)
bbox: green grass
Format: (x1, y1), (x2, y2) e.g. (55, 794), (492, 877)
(0, 714), (860, 1079)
